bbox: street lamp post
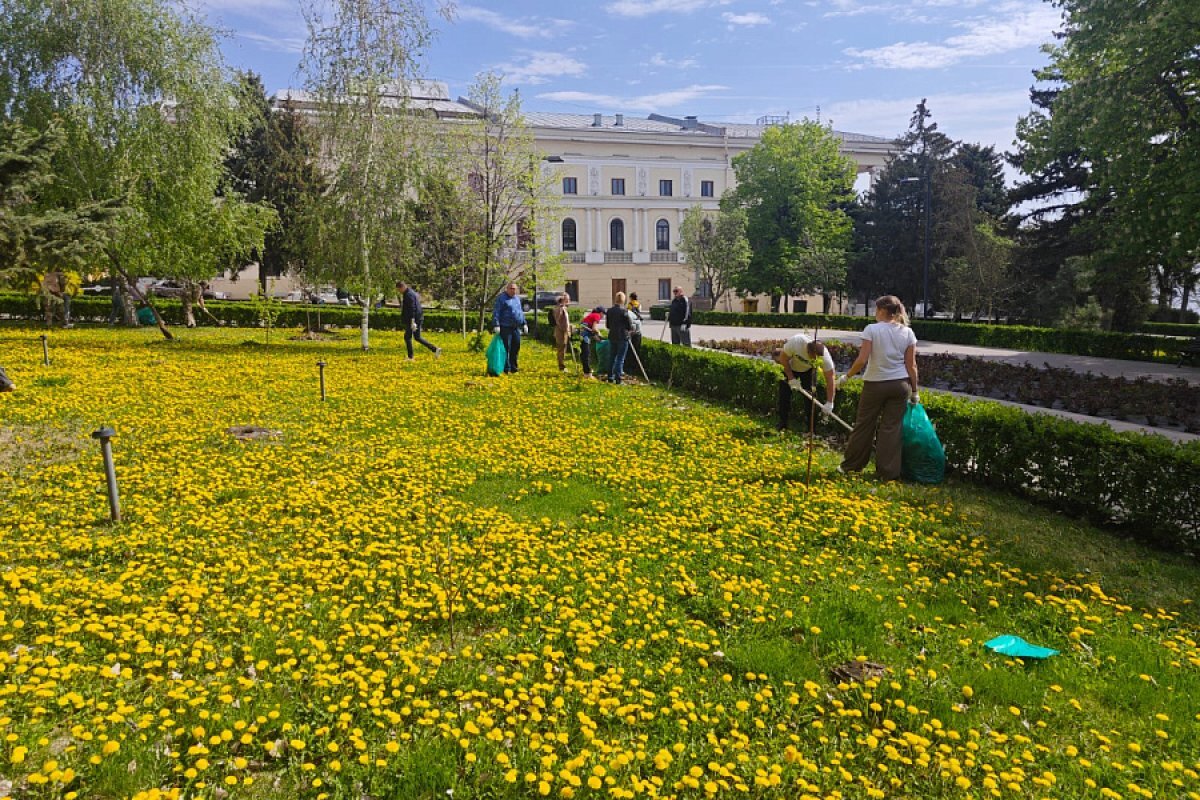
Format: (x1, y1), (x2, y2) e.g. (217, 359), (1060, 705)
(901, 175), (932, 318)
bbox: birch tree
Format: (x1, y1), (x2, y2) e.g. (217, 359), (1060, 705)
(452, 72), (564, 333)
(299, 0), (445, 350)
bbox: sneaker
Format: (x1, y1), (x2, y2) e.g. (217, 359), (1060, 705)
(434, 349), (442, 360)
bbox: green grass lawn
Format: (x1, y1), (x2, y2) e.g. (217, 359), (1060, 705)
(0, 324), (1196, 800)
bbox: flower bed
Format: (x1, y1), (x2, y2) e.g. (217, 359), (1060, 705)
(699, 339), (1200, 433)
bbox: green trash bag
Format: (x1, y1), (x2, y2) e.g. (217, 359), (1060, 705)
(485, 334), (507, 377)
(136, 306), (156, 326)
(596, 339), (613, 374)
(901, 402), (945, 484)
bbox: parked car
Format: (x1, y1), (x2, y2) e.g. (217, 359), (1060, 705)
(150, 280), (220, 300)
(519, 291), (565, 312)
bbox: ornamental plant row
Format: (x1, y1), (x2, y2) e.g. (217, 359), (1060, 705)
(646, 307), (1195, 365)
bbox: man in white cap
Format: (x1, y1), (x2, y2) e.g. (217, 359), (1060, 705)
(777, 332), (836, 431)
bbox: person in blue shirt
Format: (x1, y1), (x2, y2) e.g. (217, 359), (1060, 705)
(395, 281), (441, 360)
(491, 282), (527, 374)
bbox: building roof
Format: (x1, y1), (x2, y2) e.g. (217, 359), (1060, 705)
(523, 111), (892, 145)
(270, 84), (893, 144)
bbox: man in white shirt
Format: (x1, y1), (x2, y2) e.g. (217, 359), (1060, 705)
(776, 333), (836, 431)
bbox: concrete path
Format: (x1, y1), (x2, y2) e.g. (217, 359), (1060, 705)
(640, 320), (1199, 444)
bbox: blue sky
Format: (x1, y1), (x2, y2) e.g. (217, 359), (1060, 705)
(197, 0), (1063, 166)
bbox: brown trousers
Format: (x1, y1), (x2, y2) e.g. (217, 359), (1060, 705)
(841, 378), (912, 481)
(554, 329), (570, 369)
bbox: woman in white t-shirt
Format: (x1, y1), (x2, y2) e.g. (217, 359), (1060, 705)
(838, 295), (920, 481)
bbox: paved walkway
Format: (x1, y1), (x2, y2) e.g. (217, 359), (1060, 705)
(640, 320), (1199, 444)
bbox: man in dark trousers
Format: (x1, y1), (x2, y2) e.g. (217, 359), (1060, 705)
(396, 281), (441, 360)
(491, 282), (527, 374)
(668, 286), (692, 347)
(605, 292), (634, 384)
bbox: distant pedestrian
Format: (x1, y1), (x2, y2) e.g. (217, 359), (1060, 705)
(579, 306), (605, 378)
(777, 333), (836, 432)
(840, 295), (920, 481)
(41, 270), (74, 328)
(396, 281), (441, 360)
(550, 293), (572, 371)
(668, 286), (692, 347)
(107, 279), (126, 325)
(491, 282), (527, 374)
(605, 292), (634, 384)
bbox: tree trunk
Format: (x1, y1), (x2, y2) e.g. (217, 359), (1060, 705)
(115, 264), (173, 340)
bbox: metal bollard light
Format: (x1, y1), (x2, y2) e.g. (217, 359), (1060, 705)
(317, 360), (327, 401)
(91, 426), (122, 523)
(40, 334), (49, 366)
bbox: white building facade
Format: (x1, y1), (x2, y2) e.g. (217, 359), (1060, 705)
(527, 111), (893, 312)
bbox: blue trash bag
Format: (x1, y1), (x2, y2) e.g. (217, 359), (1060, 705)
(596, 339), (613, 374)
(901, 401), (945, 484)
(485, 334), (507, 377)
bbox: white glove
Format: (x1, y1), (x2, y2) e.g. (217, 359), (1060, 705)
(911, 392), (921, 404)
(788, 378), (803, 391)
(821, 401), (834, 415)
(835, 373), (849, 387)
(521, 324), (528, 334)
(492, 326), (500, 334)
(409, 321), (417, 332)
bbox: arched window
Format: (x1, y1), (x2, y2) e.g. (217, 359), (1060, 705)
(656, 219), (671, 251)
(609, 218), (625, 251)
(561, 218), (577, 252)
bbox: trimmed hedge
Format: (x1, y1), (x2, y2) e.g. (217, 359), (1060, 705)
(1138, 321), (1200, 338)
(0, 293), (570, 333)
(645, 307), (1193, 364)
(608, 337), (1199, 552)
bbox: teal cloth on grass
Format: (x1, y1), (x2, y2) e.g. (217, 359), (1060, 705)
(984, 635), (1058, 659)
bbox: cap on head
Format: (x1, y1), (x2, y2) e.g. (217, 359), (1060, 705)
(593, 306), (605, 313)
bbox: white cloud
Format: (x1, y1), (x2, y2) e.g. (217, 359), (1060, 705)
(455, 5), (572, 39)
(722, 12), (770, 26)
(646, 52), (700, 69)
(235, 30), (305, 53)
(495, 51), (588, 85)
(606, 0), (731, 18)
(844, 2), (1061, 68)
(537, 83), (727, 111)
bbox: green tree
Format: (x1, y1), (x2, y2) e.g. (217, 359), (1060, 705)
(1014, 0), (1199, 329)
(225, 74), (326, 295)
(0, 0), (275, 337)
(298, 0), (445, 350)
(1008, 77), (1104, 325)
(0, 122), (123, 291)
(722, 121), (856, 311)
(401, 166), (481, 314)
(941, 220), (1014, 321)
(678, 205), (750, 312)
